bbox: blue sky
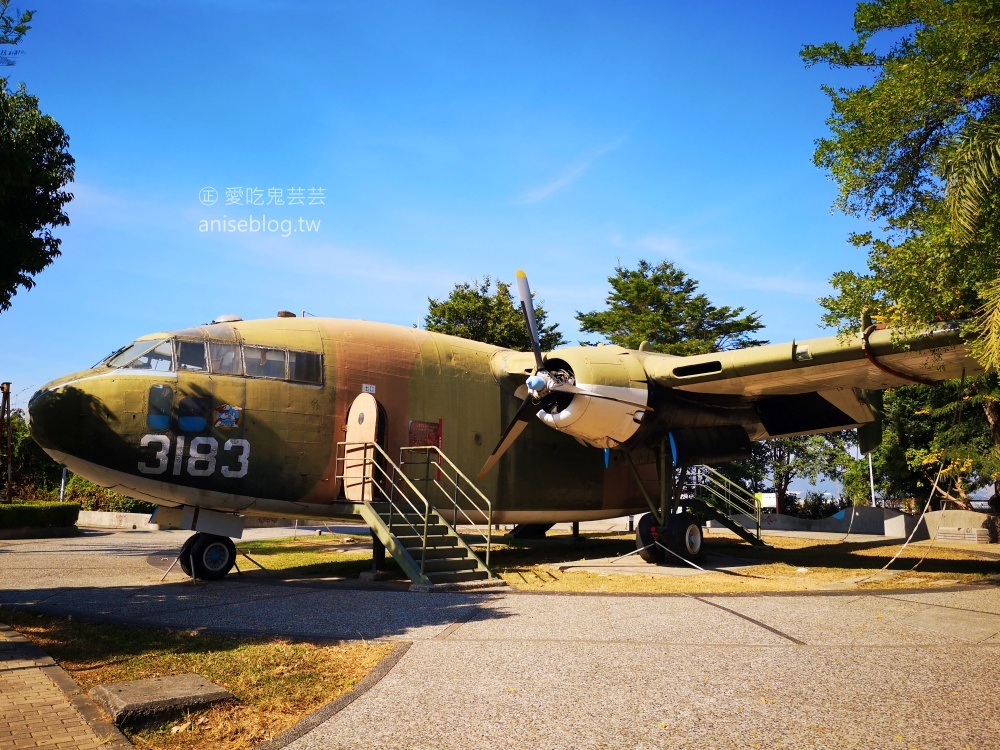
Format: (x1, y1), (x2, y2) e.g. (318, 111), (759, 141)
(0, 0), (874, 410)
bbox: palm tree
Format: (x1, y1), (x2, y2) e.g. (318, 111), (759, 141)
(944, 120), (1000, 369)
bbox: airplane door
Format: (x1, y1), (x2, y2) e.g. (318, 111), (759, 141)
(343, 392), (382, 502)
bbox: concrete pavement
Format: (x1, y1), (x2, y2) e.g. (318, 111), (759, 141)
(2, 529), (1000, 749)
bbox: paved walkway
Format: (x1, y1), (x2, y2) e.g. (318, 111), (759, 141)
(0, 624), (127, 750)
(2, 529), (1000, 749)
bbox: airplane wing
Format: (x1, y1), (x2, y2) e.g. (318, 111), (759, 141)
(478, 269), (979, 474)
(639, 321), (979, 398)
(483, 321), (980, 473)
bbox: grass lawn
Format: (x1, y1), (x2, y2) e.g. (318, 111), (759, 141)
(494, 531), (1000, 594)
(0, 609), (394, 750)
(233, 529), (1000, 595)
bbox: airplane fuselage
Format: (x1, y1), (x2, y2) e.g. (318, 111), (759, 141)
(28, 317), (657, 524)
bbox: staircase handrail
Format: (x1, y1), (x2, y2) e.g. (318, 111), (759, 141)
(337, 440), (436, 574)
(686, 464), (761, 539)
(399, 446), (493, 568)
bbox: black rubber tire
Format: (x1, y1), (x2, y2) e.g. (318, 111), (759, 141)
(635, 513), (666, 563)
(667, 513), (703, 560)
(189, 533), (237, 580)
(178, 534), (198, 577)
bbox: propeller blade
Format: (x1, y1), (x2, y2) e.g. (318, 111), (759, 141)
(477, 395), (540, 479)
(516, 269), (545, 372)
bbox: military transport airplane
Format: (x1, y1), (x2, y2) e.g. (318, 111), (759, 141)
(27, 271), (979, 581)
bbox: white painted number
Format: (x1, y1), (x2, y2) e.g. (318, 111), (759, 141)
(137, 435), (250, 479)
(187, 436), (218, 476)
(221, 439), (250, 478)
(138, 435), (170, 475)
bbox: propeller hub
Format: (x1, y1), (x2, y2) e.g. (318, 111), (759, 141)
(526, 375), (547, 393)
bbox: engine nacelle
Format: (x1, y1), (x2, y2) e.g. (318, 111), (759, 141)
(535, 346), (650, 449)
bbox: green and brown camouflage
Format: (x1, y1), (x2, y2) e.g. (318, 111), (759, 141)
(27, 315), (979, 526)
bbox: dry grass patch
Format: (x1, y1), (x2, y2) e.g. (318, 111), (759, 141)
(1, 609), (393, 750)
(495, 531), (1000, 594)
(235, 534), (400, 578)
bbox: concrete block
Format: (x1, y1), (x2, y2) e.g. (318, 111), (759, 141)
(936, 527), (992, 543)
(89, 673), (234, 726)
(76, 511), (159, 531)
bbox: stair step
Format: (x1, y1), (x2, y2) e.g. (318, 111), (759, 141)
(417, 547), (473, 560)
(384, 523), (450, 538)
(369, 502), (441, 518)
(421, 558), (480, 573)
(425, 569), (491, 584)
(395, 535), (460, 549)
(377, 512), (445, 526)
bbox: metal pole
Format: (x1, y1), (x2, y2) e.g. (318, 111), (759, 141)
(59, 467), (67, 502)
(1, 383), (11, 504)
(868, 453), (876, 507)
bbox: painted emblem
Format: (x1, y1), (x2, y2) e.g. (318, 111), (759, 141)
(214, 404), (242, 430)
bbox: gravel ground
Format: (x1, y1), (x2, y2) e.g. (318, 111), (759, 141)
(2, 529), (1000, 749)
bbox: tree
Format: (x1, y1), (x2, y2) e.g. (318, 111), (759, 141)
(733, 433), (855, 515)
(575, 259), (766, 355)
(841, 381), (999, 510)
(1, 409), (62, 499)
(0, 5), (74, 313)
(803, 0), (1000, 352)
(424, 276), (566, 350)
(804, 1), (1000, 500)
(0, 1), (32, 65)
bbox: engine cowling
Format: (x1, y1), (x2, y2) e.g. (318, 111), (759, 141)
(532, 346), (650, 449)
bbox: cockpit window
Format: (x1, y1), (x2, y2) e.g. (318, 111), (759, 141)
(244, 346), (286, 379)
(112, 340), (174, 371)
(209, 343), (242, 375)
(106, 340), (162, 368)
(175, 340), (207, 372)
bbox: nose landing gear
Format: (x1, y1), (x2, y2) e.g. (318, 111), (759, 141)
(178, 532), (238, 580)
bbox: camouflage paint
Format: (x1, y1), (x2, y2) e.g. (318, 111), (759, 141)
(28, 317), (977, 524)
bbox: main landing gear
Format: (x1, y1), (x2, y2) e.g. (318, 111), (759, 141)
(635, 512), (703, 564)
(178, 532), (237, 580)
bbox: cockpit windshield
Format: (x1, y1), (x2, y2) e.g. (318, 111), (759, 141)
(106, 339), (174, 371)
(101, 335), (322, 384)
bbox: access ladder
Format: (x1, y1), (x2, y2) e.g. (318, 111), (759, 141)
(336, 441), (497, 585)
(684, 465), (767, 546)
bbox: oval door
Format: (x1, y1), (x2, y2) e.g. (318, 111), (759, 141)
(343, 393), (380, 501)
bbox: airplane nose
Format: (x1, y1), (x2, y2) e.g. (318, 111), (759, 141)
(27, 383), (80, 459)
(28, 387), (73, 452)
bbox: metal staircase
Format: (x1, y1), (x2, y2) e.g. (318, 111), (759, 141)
(684, 465), (767, 547)
(337, 441), (497, 586)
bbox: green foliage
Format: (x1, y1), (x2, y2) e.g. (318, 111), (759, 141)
(0, 501), (79, 529)
(731, 433), (855, 514)
(2, 409), (62, 498)
(575, 259), (766, 355)
(840, 379), (999, 508)
(945, 121), (1000, 243)
(62, 474), (156, 514)
(805, 0), (1000, 365)
(0, 79), (75, 312)
(802, 0), (1000, 224)
(425, 276), (566, 350)
(0, 1), (32, 63)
